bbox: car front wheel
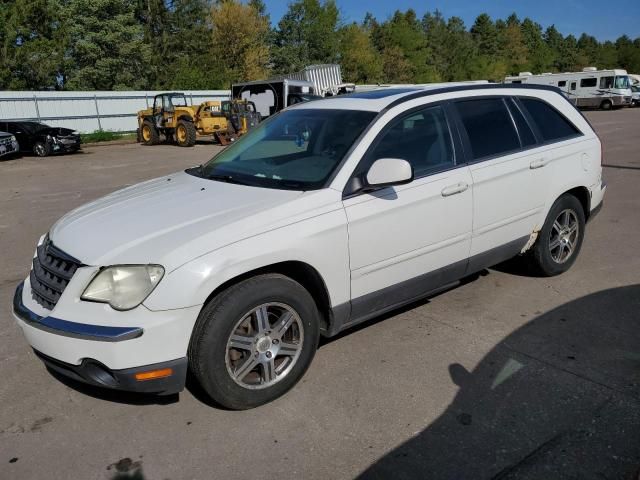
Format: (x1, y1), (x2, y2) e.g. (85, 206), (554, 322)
(188, 274), (320, 409)
(33, 141), (50, 157)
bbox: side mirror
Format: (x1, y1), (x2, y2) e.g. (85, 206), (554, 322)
(366, 158), (413, 188)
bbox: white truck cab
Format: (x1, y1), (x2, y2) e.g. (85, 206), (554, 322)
(14, 84), (606, 409)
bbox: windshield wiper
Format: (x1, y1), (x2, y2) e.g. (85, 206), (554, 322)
(207, 174), (251, 186)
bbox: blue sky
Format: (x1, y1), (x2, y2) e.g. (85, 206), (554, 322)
(261, 0), (640, 41)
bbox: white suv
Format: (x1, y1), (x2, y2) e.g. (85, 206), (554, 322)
(13, 84), (606, 409)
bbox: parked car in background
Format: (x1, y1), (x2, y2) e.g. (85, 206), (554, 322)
(631, 85), (640, 107)
(0, 121), (81, 157)
(0, 131), (20, 159)
(13, 83), (605, 410)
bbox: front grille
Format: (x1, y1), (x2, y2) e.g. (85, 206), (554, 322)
(30, 236), (83, 310)
(0, 137), (16, 151)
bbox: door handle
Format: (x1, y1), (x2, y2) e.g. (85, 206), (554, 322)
(441, 182), (469, 197)
(530, 157), (549, 169)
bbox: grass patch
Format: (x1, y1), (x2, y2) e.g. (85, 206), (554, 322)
(80, 130), (137, 144)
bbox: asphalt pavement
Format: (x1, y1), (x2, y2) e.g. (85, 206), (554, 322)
(1, 110), (639, 480)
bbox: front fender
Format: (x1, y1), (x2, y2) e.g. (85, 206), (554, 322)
(143, 208), (350, 312)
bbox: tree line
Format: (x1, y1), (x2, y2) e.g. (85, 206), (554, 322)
(1, 0), (639, 91)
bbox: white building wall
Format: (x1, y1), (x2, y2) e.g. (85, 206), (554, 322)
(0, 90), (230, 133)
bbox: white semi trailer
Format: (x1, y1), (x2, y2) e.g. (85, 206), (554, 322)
(505, 67), (632, 110)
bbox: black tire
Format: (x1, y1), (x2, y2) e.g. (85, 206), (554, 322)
(175, 120), (196, 147)
(188, 274), (320, 410)
(600, 100), (612, 110)
(33, 141), (50, 157)
(141, 120), (160, 145)
(529, 194), (586, 276)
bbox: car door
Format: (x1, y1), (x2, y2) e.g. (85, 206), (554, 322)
(342, 103), (473, 324)
(452, 96), (546, 268)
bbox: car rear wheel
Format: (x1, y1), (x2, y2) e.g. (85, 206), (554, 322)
(529, 194), (586, 276)
(600, 99), (612, 110)
(33, 141), (50, 157)
(188, 274), (320, 410)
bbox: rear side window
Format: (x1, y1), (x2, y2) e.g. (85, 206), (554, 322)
(580, 78), (597, 88)
(455, 98), (520, 160)
(505, 99), (536, 147)
(558, 80), (567, 87)
(519, 98), (580, 142)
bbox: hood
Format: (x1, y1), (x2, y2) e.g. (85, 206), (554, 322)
(49, 171), (337, 270)
(0, 131), (12, 138)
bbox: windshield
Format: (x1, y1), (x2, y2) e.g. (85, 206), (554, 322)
(170, 95), (188, 107)
(614, 76), (630, 89)
(194, 109), (376, 190)
(21, 122), (50, 133)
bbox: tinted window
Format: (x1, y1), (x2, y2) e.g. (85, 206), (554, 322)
(520, 98), (580, 142)
(558, 80), (567, 87)
(455, 98), (520, 160)
(581, 78), (597, 88)
(368, 105), (454, 177)
(506, 99), (536, 147)
(570, 82), (577, 90)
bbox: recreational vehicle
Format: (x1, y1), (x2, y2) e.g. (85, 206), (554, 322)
(505, 68), (632, 109)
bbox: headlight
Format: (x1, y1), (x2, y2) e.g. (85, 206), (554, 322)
(81, 265), (164, 311)
(10, 135), (16, 142)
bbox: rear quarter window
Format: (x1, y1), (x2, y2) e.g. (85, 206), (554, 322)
(519, 97), (581, 143)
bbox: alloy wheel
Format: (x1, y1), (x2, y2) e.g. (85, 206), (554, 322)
(549, 209), (579, 264)
(225, 302), (304, 390)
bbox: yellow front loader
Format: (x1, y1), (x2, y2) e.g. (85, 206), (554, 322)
(136, 93), (260, 147)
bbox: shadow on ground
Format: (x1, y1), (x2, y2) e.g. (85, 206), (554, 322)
(358, 285), (640, 479)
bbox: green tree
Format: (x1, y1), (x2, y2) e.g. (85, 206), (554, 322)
(1, 0), (65, 89)
(375, 9), (439, 83)
(163, 0), (216, 89)
(577, 33), (599, 66)
(380, 45), (413, 83)
(521, 18), (552, 72)
(63, 0), (152, 90)
(337, 22), (382, 83)
(471, 13), (499, 56)
(272, 0), (339, 74)
(210, 0), (271, 84)
(616, 35), (640, 73)
(498, 13), (528, 75)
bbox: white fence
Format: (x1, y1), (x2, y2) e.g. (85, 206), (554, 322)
(0, 90), (231, 133)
